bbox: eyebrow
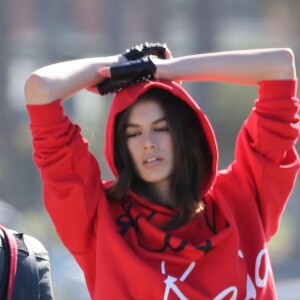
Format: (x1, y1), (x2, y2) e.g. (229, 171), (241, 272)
(125, 117), (167, 128)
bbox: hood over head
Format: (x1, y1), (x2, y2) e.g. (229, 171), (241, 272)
(104, 80), (218, 197)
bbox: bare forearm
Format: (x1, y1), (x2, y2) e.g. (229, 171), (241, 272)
(156, 48), (296, 85)
(25, 55), (125, 105)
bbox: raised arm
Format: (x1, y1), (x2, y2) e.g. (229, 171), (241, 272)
(25, 43), (172, 105)
(155, 48), (296, 84)
(24, 55), (126, 105)
(99, 48), (296, 86)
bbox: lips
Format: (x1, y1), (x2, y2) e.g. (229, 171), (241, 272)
(143, 156), (163, 166)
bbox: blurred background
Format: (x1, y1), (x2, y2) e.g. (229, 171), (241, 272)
(0, 1), (299, 299)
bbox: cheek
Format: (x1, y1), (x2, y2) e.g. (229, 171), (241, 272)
(127, 139), (140, 163)
(165, 136), (174, 157)
(126, 141), (142, 175)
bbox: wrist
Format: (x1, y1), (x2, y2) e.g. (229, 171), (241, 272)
(155, 58), (175, 81)
(116, 54), (127, 64)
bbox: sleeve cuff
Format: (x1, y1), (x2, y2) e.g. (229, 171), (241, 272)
(26, 99), (65, 126)
(258, 79), (298, 100)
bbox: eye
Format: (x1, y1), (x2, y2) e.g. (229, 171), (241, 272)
(154, 126), (169, 132)
(154, 120), (169, 132)
(126, 130), (141, 138)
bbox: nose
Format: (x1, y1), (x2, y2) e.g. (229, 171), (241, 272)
(143, 132), (157, 150)
(144, 141), (156, 150)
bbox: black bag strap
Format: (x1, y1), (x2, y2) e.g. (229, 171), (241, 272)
(0, 225), (18, 300)
(0, 228), (9, 298)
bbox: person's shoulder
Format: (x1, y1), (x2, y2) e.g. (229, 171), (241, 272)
(23, 234), (49, 257)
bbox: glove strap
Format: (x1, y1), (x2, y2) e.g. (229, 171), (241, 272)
(97, 57), (156, 95)
(111, 56), (156, 80)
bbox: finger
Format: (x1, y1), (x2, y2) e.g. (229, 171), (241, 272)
(86, 85), (101, 94)
(98, 67), (112, 78)
(164, 48), (173, 59)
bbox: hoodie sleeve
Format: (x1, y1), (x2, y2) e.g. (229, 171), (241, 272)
(27, 99), (105, 254)
(230, 79), (300, 240)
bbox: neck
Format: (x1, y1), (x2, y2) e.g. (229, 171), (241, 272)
(133, 178), (176, 209)
(148, 182), (176, 209)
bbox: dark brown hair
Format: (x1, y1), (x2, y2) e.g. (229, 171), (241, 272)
(106, 87), (212, 230)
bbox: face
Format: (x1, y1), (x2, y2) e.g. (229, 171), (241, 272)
(125, 99), (174, 195)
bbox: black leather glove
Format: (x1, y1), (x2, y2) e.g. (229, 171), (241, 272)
(97, 42), (169, 95)
(97, 57), (156, 95)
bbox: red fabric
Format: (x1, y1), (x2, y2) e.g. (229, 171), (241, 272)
(27, 79), (299, 299)
(0, 225), (18, 300)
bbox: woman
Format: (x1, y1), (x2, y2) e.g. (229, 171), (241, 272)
(25, 45), (299, 299)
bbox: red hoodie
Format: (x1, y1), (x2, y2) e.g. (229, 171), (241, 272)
(27, 79), (299, 299)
